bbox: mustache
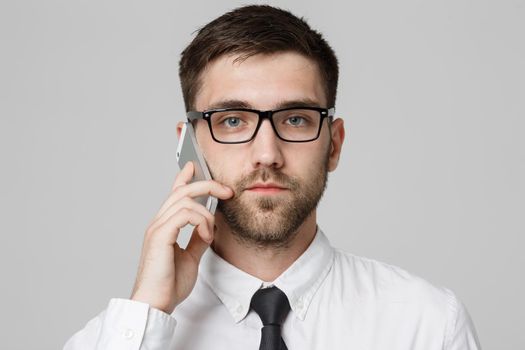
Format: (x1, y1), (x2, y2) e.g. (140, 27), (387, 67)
(235, 168), (299, 192)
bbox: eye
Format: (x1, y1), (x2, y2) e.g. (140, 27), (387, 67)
(223, 117), (242, 128)
(285, 116), (307, 126)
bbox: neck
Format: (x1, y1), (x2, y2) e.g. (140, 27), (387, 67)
(210, 211), (318, 282)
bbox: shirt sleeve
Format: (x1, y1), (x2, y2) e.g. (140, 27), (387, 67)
(444, 289), (482, 350)
(63, 298), (177, 350)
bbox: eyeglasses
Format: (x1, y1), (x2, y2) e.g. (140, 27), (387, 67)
(186, 106), (335, 144)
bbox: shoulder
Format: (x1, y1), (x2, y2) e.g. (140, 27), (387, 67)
(325, 249), (480, 349)
(331, 248), (459, 311)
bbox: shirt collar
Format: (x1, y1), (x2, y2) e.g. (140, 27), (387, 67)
(199, 227), (334, 323)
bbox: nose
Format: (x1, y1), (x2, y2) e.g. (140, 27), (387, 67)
(249, 119), (284, 169)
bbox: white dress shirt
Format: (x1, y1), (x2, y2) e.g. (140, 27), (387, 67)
(64, 228), (481, 349)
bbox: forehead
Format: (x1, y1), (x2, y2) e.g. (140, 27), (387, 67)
(195, 52), (327, 111)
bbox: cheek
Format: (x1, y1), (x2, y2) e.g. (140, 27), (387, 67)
(204, 147), (246, 185)
(286, 142), (330, 173)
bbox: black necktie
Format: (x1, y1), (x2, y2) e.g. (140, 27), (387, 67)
(250, 286), (291, 350)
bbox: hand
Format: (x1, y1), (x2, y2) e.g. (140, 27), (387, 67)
(130, 162), (233, 314)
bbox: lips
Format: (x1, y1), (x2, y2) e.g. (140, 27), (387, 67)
(246, 182), (287, 190)
(244, 182), (289, 194)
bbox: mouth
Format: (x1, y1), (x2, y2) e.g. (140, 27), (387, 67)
(245, 182), (288, 194)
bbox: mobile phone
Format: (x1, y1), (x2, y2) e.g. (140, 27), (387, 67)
(176, 122), (218, 215)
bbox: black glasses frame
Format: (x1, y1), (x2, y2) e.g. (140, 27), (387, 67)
(186, 106), (335, 144)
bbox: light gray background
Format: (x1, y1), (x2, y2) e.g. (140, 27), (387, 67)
(1, 0), (523, 349)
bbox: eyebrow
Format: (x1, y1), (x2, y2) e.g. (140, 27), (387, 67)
(206, 98), (323, 110)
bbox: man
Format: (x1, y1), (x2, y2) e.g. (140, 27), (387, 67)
(64, 5), (481, 350)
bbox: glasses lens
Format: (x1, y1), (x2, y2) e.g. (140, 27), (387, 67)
(210, 110), (259, 143)
(273, 109), (321, 141)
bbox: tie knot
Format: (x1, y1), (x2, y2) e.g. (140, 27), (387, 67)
(250, 286), (291, 326)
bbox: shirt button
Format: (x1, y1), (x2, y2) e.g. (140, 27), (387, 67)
(296, 299), (304, 310)
(236, 305), (244, 314)
(123, 329), (135, 339)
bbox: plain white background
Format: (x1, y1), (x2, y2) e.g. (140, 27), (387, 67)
(1, 1), (523, 349)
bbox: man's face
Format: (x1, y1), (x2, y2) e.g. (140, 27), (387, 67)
(192, 52), (341, 247)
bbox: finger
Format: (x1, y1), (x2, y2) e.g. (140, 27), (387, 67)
(172, 161), (195, 190)
(154, 209), (213, 246)
(185, 226), (212, 263)
(148, 162), (195, 225)
(150, 196), (215, 233)
(154, 180), (232, 222)
(172, 180), (233, 202)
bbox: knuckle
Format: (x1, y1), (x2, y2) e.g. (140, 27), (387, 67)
(171, 184), (185, 195)
(179, 196), (193, 206)
(197, 223), (209, 235)
(195, 213), (206, 224)
(178, 207), (191, 216)
(145, 226), (155, 238)
(205, 211), (214, 222)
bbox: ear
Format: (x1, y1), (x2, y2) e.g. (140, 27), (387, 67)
(327, 118), (345, 172)
(176, 121), (185, 140)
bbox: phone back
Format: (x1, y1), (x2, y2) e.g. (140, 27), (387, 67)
(176, 122), (217, 213)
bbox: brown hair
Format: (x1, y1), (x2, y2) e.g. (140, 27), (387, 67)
(179, 5), (339, 111)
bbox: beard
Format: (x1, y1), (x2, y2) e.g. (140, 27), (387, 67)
(213, 152), (329, 249)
